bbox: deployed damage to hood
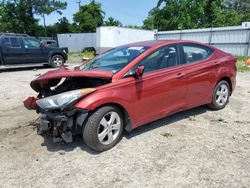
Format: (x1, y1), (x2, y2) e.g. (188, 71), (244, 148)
(24, 67), (112, 110)
(23, 67), (113, 143)
(31, 67), (113, 95)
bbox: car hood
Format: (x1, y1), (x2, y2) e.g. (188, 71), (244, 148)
(31, 67), (113, 92)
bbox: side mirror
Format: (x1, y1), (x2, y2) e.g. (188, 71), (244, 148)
(135, 66), (144, 77)
(124, 66), (144, 78)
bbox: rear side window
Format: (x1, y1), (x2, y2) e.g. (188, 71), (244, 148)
(3, 38), (11, 47)
(10, 38), (21, 48)
(183, 44), (214, 64)
(3, 37), (21, 48)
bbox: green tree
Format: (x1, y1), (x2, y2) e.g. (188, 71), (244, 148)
(32, 0), (67, 29)
(143, 0), (246, 31)
(0, 1), (38, 35)
(73, 1), (105, 32)
(0, 0), (67, 36)
(224, 0), (250, 21)
(143, 8), (158, 30)
(104, 17), (122, 26)
(55, 17), (71, 33)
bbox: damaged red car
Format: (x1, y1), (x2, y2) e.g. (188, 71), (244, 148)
(24, 40), (236, 152)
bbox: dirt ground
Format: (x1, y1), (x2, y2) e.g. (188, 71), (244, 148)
(0, 65), (250, 188)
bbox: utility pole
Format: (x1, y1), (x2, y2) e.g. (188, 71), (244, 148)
(76, 0), (81, 10)
(42, 13), (47, 36)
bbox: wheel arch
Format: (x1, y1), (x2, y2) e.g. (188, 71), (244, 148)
(48, 52), (66, 62)
(217, 76), (232, 95)
(88, 102), (133, 132)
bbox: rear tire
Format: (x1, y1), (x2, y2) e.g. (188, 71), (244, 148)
(49, 54), (65, 68)
(208, 80), (230, 110)
(83, 106), (124, 152)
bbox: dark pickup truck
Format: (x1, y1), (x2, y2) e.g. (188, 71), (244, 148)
(0, 33), (68, 68)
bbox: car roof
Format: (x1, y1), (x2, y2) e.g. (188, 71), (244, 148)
(124, 40), (209, 48)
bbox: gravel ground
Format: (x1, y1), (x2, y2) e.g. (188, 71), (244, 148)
(0, 64), (250, 188)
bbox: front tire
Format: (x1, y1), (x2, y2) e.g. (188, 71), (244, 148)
(83, 106), (124, 152)
(50, 54), (65, 68)
(208, 80), (230, 110)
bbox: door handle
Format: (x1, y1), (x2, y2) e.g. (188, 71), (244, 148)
(176, 73), (185, 79)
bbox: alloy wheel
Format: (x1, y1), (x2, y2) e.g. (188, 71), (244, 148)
(53, 56), (63, 66)
(215, 83), (229, 106)
(97, 111), (121, 145)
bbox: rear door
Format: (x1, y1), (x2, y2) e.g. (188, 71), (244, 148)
(21, 37), (47, 63)
(127, 45), (188, 127)
(1, 37), (26, 64)
(179, 43), (217, 108)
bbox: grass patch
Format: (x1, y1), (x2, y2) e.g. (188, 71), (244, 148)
(79, 50), (95, 59)
(236, 56), (250, 72)
(67, 51), (95, 65)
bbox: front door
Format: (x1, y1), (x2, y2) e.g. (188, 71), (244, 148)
(22, 38), (46, 63)
(129, 45), (188, 127)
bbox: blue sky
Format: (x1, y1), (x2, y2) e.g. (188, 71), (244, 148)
(39, 0), (158, 26)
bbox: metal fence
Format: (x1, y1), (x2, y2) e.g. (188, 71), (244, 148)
(155, 23), (250, 56)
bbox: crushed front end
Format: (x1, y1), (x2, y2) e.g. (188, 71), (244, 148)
(26, 88), (95, 143)
(37, 109), (88, 143)
(23, 68), (112, 143)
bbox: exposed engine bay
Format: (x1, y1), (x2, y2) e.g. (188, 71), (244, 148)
(38, 77), (110, 98)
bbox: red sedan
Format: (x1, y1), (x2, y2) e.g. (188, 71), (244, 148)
(24, 40), (237, 151)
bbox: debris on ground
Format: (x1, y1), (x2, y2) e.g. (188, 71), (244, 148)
(188, 115), (196, 121)
(161, 132), (173, 138)
(58, 151), (66, 155)
(211, 117), (228, 123)
(232, 136), (237, 140)
(234, 120), (250, 125)
(242, 133), (250, 138)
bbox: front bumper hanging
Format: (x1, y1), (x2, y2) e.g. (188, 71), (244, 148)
(37, 110), (88, 143)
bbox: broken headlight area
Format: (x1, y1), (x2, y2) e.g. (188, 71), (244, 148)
(36, 88), (96, 111)
(37, 109), (88, 143)
(34, 88), (96, 143)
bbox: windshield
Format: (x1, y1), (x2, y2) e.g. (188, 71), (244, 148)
(80, 46), (149, 73)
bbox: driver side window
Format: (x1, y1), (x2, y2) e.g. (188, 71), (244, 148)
(138, 45), (178, 73)
(23, 38), (41, 48)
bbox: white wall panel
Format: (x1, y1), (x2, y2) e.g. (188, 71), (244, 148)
(96, 27), (155, 53)
(214, 44), (246, 56)
(211, 30), (247, 43)
(57, 33), (96, 52)
(182, 32), (209, 43)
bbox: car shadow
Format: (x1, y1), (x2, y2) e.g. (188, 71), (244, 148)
(0, 65), (49, 72)
(0, 65), (69, 73)
(41, 105), (209, 154)
(41, 134), (99, 155)
(124, 105), (209, 139)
